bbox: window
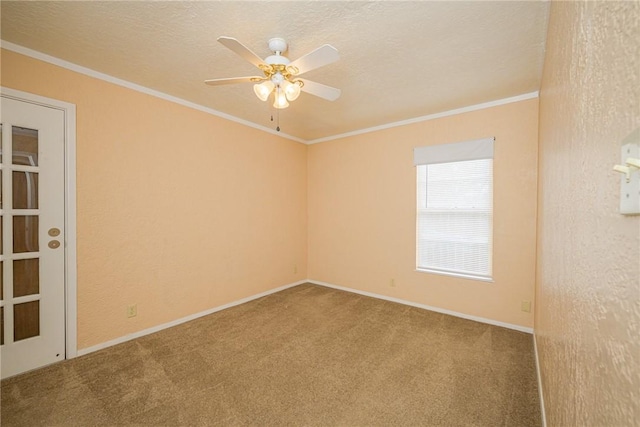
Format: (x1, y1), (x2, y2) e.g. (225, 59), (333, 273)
(414, 138), (494, 280)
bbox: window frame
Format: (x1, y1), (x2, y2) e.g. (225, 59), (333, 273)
(414, 137), (495, 282)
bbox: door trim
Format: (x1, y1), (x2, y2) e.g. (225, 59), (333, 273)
(1, 86), (77, 359)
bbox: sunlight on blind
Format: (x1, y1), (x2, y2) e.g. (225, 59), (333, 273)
(417, 159), (493, 278)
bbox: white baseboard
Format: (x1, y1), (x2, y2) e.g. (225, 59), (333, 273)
(77, 278), (533, 358)
(307, 279), (534, 334)
(76, 280), (307, 357)
(533, 332), (547, 427)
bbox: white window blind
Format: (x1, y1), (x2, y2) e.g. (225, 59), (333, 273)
(414, 138), (494, 280)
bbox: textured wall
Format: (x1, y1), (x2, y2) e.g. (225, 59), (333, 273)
(308, 99), (539, 328)
(536, 1), (640, 426)
(1, 50), (308, 350)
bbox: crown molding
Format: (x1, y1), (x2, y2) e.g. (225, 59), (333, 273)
(306, 91), (539, 144)
(1, 41), (305, 144)
(2, 41), (538, 145)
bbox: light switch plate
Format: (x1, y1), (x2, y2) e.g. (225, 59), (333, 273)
(620, 129), (640, 215)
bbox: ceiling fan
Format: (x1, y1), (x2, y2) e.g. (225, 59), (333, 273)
(205, 36), (341, 109)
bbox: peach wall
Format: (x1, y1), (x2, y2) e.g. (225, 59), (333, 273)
(1, 49), (308, 350)
(536, 1), (639, 425)
(308, 98), (538, 328)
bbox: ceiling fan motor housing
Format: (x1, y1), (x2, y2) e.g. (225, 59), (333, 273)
(265, 55), (290, 66)
(265, 38), (290, 66)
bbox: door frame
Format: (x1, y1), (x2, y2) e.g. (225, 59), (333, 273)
(1, 86), (77, 359)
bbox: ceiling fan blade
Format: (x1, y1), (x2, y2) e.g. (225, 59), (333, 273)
(299, 79), (341, 101)
(217, 36), (265, 69)
(288, 45), (339, 76)
(204, 76), (263, 86)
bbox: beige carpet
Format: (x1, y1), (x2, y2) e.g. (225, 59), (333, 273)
(1, 283), (541, 426)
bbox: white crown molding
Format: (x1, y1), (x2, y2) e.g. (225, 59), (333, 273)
(308, 279), (534, 333)
(306, 91), (540, 145)
(76, 280), (307, 356)
(1, 41), (305, 144)
(2, 41), (539, 145)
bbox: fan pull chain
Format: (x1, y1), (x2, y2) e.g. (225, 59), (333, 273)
(269, 113), (281, 131)
(270, 112), (280, 132)
(270, 96), (281, 132)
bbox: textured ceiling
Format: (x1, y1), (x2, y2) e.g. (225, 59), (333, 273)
(1, 1), (550, 142)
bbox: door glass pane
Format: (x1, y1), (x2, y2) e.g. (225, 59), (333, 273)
(13, 216), (39, 253)
(12, 127), (38, 166)
(12, 171), (38, 209)
(1, 306), (4, 345)
(0, 219), (2, 255)
(0, 123), (3, 162)
(0, 261), (3, 300)
(14, 300), (39, 341)
(13, 259), (39, 297)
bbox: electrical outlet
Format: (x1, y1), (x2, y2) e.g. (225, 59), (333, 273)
(521, 301), (531, 313)
(390, 278), (396, 288)
(294, 264), (298, 274)
(127, 304), (137, 318)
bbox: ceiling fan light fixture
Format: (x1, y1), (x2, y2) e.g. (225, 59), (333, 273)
(271, 72), (285, 86)
(207, 36), (341, 115)
(283, 80), (302, 101)
(273, 88), (289, 109)
(253, 81), (275, 101)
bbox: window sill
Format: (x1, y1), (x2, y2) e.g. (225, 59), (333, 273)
(415, 268), (494, 283)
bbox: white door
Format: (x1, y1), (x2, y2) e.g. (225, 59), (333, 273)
(0, 96), (66, 379)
